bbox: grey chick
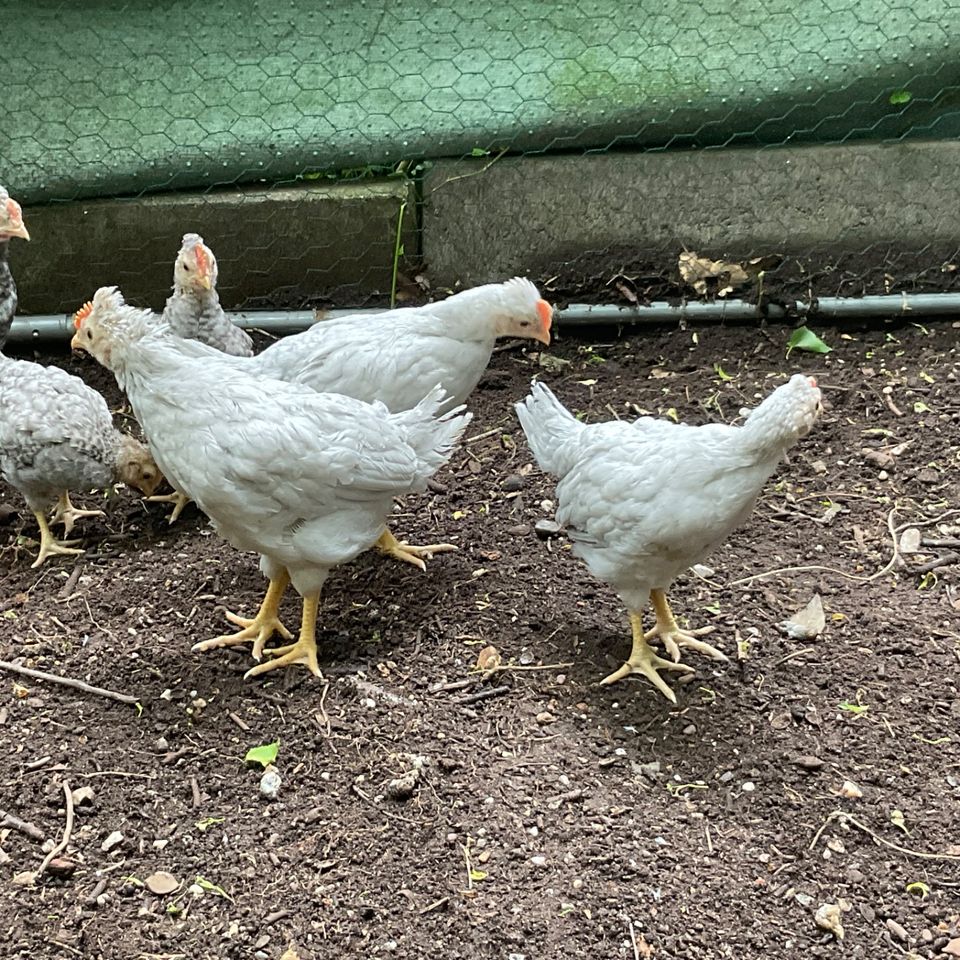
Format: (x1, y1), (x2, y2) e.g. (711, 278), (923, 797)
(0, 351), (163, 566)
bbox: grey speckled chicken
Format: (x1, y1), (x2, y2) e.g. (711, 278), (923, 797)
(515, 375), (822, 702)
(0, 185), (31, 350)
(160, 233), (254, 357)
(73, 287), (472, 679)
(0, 353), (163, 567)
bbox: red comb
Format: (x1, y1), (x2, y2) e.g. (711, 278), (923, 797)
(73, 301), (93, 329)
(195, 244), (209, 274)
(807, 376), (818, 388)
(5, 199), (18, 219)
(536, 299), (553, 328)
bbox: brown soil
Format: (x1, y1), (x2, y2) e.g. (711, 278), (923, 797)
(1, 320), (959, 960)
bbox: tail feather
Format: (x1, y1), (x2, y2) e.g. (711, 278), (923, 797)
(514, 380), (582, 476)
(391, 384), (473, 481)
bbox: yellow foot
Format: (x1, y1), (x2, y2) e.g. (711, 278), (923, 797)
(646, 624), (726, 664)
(193, 610), (294, 658)
(50, 493), (104, 536)
(244, 636), (322, 680)
(30, 510), (84, 568)
(599, 644), (693, 703)
(147, 490), (192, 524)
(648, 588), (728, 663)
(192, 572), (292, 660)
(375, 528), (456, 571)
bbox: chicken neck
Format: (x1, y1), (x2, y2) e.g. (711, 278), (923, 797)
(244, 591), (323, 679)
(193, 569), (292, 658)
(0, 240), (16, 347)
(375, 527), (457, 571)
(599, 611), (693, 702)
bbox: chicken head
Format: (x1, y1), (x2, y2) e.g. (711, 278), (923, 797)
(173, 232), (217, 293)
(70, 287), (127, 366)
(116, 434), (164, 498)
(492, 277), (553, 345)
(0, 187), (30, 241)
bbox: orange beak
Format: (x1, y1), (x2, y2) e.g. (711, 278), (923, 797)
(2, 199), (29, 241)
(535, 298), (553, 346)
(70, 330), (82, 351)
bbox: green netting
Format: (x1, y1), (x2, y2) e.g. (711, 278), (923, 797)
(4, 0), (958, 204)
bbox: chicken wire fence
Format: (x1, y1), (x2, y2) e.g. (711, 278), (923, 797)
(5, 0), (960, 314)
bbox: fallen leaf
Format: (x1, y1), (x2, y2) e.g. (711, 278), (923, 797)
(244, 740), (280, 768)
(145, 871), (180, 896)
(778, 594), (826, 640)
(538, 354), (571, 373)
(678, 251), (750, 297)
(814, 902), (845, 939)
(786, 326), (832, 357)
(475, 645), (501, 672)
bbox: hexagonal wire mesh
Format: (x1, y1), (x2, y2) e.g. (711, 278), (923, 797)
(3, 0), (960, 315)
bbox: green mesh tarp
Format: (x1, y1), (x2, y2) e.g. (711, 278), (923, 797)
(4, 0), (958, 204)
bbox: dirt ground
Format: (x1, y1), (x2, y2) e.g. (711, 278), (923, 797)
(1, 319), (959, 960)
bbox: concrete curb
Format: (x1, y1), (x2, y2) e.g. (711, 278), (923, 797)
(16, 180), (414, 315)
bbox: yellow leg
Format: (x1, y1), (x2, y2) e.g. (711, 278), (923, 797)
(50, 492), (105, 536)
(245, 592), (322, 679)
(647, 589), (727, 663)
(599, 611), (694, 703)
(193, 570), (293, 659)
(375, 527), (457, 572)
(147, 490), (192, 524)
(30, 510), (84, 568)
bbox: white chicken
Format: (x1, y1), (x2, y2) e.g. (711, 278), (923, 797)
(0, 353), (162, 566)
(515, 375), (822, 702)
(72, 288), (472, 678)
(132, 276), (551, 570)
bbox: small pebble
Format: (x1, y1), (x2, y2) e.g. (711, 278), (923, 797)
(501, 475), (525, 492)
(741, 781), (756, 792)
(530, 856), (547, 867)
(101, 831), (124, 853)
(885, 919), (908, 942)
(260, 768), (282, 801)
(507, 524), (531, 537)
(534, 519), (562, 539)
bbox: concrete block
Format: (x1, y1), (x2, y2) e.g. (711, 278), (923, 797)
(423, 142), (960, 288)
(15, 180), (414, 314)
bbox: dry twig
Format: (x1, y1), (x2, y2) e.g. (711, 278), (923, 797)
(810, 810), (960, 862)
(34, 782), (74, 882)
(0, 659), (140, 705)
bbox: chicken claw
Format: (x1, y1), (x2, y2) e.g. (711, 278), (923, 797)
(50, 492), (105, 536)
(147, 490), (192, 524)
(375, 528), (457, 571)
(245, 594), (323, 680)
(30, 511), (84, 568)
(648, 589), (728, 664)
(600, 612), (693, 702)
(193, 572), (292, 659)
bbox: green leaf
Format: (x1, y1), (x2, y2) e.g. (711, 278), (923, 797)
(244, 740), (279, 768)
(786, 326), (832, 357)
(469, 869), (488, 882)
(470, 147), (490, 157)
(194, 875), (234, 901)
(714, 363), (733, 381)
(913, 401), (931, 414)
(195, 816), (225, 833)
(839, 700), (868, 714)
(889, 89), (912, 105)
(906, 880), (930, 899)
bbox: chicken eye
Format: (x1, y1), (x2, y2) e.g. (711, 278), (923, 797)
(86, 329), (92, 339)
